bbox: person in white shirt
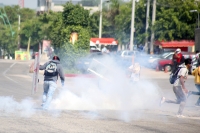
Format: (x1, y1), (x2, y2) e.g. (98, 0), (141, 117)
(102, 46), (109, 54)
(160, 58), (192, 117)
(128, 55), (140, 81)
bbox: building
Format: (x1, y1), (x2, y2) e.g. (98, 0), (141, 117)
(37, 0), (99, 13)
(154, 40), (195, 52)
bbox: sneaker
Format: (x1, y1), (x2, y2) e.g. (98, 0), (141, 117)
(187, 91), (192, 98)
(160, 97), (165, 106)
(176, 114), (185, 118)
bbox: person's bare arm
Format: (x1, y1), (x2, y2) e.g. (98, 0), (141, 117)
(179, 76), (188, 93)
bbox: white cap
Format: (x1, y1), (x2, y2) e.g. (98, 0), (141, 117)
(176, 48), (181, 53)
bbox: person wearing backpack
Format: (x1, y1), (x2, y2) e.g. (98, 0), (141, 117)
(39, 56), (65, 110)
(160, 58), (192, 117)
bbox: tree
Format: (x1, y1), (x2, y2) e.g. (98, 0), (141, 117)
(111, 0), (147, 47)
(0, 5), (37, 57)
(43, 2), (92, 70)
(154, 0), (198, 41)
(62, 2), (89, 27)
(0, 24), (18, 57)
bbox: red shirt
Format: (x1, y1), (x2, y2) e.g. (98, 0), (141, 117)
(176, 53), (182, 63)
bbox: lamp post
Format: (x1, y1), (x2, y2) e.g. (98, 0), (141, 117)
(99, 0), (103, 38)
(130, 0), (136, 51)
(190, 10), (199, 28)
(99, 0), (110, 38)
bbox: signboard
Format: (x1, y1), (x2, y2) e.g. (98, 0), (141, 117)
(15, 51), (30, 60)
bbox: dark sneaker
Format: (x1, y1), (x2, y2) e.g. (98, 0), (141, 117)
(160, 97), (165, 106)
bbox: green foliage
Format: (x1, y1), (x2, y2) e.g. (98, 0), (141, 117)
(154, 0), (198, 41)
(0, 24), (18, 55)
(0, 0), (199, 60)
(46, 2), (91, 72)
(88, 12), (99, 37)
(62, 2), (89, 27)
(55, 42), (88, 70)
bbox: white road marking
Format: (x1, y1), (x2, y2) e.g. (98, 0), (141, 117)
(3, 62), (19, 84)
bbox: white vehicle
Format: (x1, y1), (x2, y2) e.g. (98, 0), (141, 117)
(118, 50), (139, 59)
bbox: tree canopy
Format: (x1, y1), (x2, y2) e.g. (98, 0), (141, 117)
(0, 0), (199, 59)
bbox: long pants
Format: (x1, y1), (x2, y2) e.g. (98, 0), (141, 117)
(165, 86), (187, 115)
(42, 81), (57, 109)
(191, 84), (200, 105)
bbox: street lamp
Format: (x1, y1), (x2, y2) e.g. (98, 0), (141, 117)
(190, 9), (199, 28)
(130, 0), (136, 51)
(99, 0), (110, 38)
(99, 0), (103, 38)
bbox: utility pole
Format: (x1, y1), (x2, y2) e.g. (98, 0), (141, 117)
(145, 0), (150, 53)
(18, 15), (20, 49)
(130, 0), (136, 51)
(99, 0), (103, 38)
(150, 0), (156, 54)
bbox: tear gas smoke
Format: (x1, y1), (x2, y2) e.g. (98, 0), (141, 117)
(0, 96), (36, 117)
(51, 54), (161, 122)
(0, 52), (161, 121)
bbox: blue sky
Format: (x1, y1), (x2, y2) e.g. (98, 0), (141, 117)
(0, 0), (37, 9)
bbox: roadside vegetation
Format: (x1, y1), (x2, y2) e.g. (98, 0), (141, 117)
(0, 0), (199, 72)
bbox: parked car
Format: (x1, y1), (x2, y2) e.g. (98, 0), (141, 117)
(148, 52), (174, 68)
(156, 52), (195, 72)
(117, 50), (140, 59)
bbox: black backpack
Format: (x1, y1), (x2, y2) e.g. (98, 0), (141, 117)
(44, 61), (58, 76)
(169, 67), (181, 84)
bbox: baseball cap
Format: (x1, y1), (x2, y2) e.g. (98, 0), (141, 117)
(176, 48), (181, 53)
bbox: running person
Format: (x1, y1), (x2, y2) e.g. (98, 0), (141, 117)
(160, 58), (192, 117)
(39, 56), (65, 109)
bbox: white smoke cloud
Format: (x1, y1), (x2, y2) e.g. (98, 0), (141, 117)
(0, 54), (161, 121)
(0, 96), (36, 117)
(51, 55), (161, 122)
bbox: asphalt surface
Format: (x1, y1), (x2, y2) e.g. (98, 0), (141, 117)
(0, 59), (200, 133)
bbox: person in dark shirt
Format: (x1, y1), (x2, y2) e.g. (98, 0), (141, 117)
(39, 56), (65, 110)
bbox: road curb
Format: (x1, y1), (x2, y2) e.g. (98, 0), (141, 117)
(64, 74), (96, 78)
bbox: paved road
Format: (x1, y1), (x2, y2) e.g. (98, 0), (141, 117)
(0, 59), (200, 133)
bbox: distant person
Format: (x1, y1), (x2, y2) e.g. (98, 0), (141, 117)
(39, 56), (65, 110)
(128, 62), (140, 82)
(174, 48), (184, 65)
(128, 54), (140, 81)
(102, 46), (109, 54)
(195, 50), (200, 67)
(160, 58), (192, 117)
(172, 48), (184, 73)
(195, 50), (199, 59)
